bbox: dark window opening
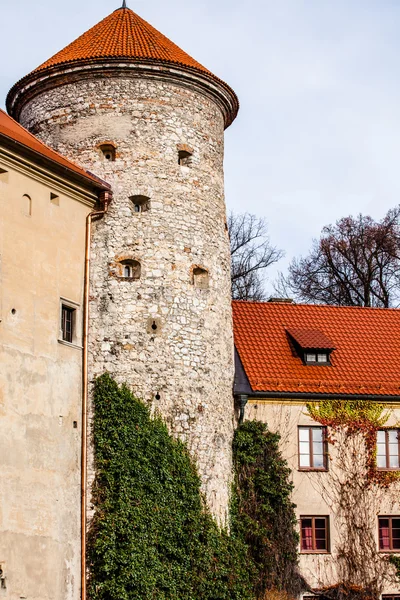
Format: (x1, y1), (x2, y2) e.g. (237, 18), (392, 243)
(99, 144), (116, 161)
(50, 192), (60, 206)
(301, 516), (330, 553)
(377, 430), (400, 470)
(120, 259), (141, 280)
(379, 517), (400, 551)
(61, 305), (75, 343)
(298, 426), (328, 470)
(130, 195), (150, 213)
(178, 150), (192, 166)
(192, 267), (209, 290)
(382, 595), (400, 600)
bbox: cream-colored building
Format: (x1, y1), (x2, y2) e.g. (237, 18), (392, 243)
(233, 299), (400, 597)
(0, 109), (110, 600)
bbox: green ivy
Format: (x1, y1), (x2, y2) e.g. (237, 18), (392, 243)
(87, 374), (253, 600)
(231, 421), (305, 599)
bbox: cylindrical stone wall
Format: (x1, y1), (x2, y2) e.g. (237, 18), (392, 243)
(19, 73), (235, 522)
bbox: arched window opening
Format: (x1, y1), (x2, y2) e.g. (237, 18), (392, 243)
(130, 195), (150, 213)
(21, 194), (32, 217)
(120, 259), (141, 280)
(98, 143), (116, 161)
(177, 144), (194, 167)
(192, 267), (209, 290)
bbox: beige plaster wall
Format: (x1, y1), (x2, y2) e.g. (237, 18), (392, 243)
(0, 154), (93, 600)
(245, 400), (400, 596)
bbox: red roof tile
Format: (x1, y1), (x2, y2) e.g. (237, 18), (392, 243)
(0, 109), (108, 189)
(232, 301), (400, 397)
(286, 328), (335, 350)
(34, 7), (212, 77)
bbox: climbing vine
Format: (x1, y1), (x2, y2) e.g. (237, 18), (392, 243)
(231, 420), (306, 599)
(87, 375), (307, 600)
(87, 374), (253, 600)
(305, 400), (400, 599)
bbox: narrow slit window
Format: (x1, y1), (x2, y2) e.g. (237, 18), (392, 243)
(21, 194), (32, 217)
(61, 305), (75, 343)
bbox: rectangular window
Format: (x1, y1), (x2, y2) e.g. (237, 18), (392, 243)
(300, 516), (329, 553)
(298, 426), (327, 470)
(379, 517), (400, 552)
(61, 305), (75, 343)
(377, 430), (400, 470)
(382, 596), (400, 600)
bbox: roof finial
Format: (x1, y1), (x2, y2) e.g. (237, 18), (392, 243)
(122, 0), (127, 7)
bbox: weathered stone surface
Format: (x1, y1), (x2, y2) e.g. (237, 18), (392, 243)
(20, 75), (235, 523)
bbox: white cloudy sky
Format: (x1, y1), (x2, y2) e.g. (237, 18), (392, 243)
(2, 0), (400, 292)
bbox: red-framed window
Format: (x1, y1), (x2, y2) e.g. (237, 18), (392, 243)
(298, 426), (328, 470)
(379, 517), (400, 552)
(300, 516), (330, 553)
(377, 430), (400, 470)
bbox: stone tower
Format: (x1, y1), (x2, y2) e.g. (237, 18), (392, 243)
(7, 5), (239, 523)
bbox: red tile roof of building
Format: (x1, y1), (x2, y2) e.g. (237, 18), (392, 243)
(232, 300), (400, 397)
(286, 328), (335, 350)
(0, 109), (108, 189)
(34, 7), (212, 77)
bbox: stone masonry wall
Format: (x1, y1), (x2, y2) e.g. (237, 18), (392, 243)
(19, 75), (235, 523)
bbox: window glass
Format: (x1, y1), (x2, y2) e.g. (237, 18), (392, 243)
(305, 353), (316, 362)
(317, 353), (328, 362)
(377, 430), (400, 470)
(299, 427), (327, 470)
(301, 517), (329, 552)
(379, 517), (400, 551)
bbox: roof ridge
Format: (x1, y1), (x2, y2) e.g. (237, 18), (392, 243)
(232, 299), (400, 312)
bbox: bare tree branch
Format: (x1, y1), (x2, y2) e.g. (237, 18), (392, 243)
(277, 208), (400, 307)
(228, 212), (284, 301)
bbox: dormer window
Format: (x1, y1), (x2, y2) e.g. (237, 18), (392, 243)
(286, 328), (335, 366)
(305, 352), (329, 364)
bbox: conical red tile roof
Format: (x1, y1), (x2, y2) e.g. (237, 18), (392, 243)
(34, 7), (212, 76)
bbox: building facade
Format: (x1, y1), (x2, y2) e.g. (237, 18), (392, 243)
(233, 299), (400, 597)
(0, 109), (109, 600)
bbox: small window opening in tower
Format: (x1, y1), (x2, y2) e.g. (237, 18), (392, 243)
(120, 259), (141, 280)
(178, 150), (192, 167)
(192, 267), (209, 290)
(130, 195), (150, 213)
(98, 144), (116, 161)
(151, 320), (158, 331)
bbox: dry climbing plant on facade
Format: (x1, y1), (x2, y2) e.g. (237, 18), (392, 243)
(306, 400), (400, 600)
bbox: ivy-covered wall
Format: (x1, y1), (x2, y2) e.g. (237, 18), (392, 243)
(88, 375), (302, 600)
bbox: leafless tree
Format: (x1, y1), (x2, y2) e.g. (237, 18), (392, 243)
(228, 212), (283, 301)
(277, 208), (400, 307)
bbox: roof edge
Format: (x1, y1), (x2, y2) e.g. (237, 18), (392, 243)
(244, 391), (400, 402)
(7, 57), (239, 129)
